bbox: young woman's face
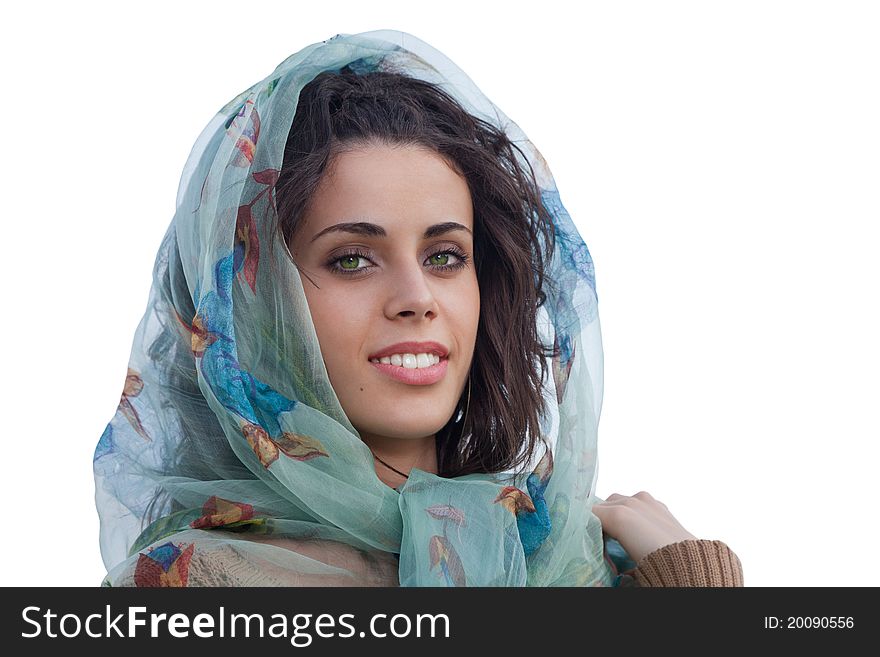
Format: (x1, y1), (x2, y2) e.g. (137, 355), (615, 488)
(288, 142), (480, 445)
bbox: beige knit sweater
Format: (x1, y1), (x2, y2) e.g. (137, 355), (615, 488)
(620, 539), (744, 587)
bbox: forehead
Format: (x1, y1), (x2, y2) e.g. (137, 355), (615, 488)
(304, 143), (474, 234)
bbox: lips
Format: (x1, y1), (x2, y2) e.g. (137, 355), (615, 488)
(367, 341), (450, 360)
(370, 358), (449, 386)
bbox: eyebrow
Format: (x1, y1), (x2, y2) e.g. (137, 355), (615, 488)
(309, 221), (472, 243)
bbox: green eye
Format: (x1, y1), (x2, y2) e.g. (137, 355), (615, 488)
(327, 248), (468, 276)
(326, 250), (373, 275)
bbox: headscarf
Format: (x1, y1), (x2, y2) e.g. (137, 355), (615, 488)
(93, 29), (637, 587)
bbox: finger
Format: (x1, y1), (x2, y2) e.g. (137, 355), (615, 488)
(591, 506), (618, 539)
(591, 503), (612, 520)
(597, 494), (638, 507)
(633, 491), (667, 508)
(633, 490), (670, 511)
(591, 502), (633, 529)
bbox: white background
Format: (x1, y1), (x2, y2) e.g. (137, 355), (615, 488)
(2, 0), (877, 587)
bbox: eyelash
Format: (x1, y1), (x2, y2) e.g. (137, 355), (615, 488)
(325, 247), (470, 277)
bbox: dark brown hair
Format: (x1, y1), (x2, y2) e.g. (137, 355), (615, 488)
(274, 65), (560, 480)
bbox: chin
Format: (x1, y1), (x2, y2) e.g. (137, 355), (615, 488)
(357, 413), (451, 440)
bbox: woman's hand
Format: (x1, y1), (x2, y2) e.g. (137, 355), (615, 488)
(592, 491), (698, 564)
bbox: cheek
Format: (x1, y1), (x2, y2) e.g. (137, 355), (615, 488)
(306, 285), (355, 352)
(303, 284), (364, 364)
(445, 279), (480, 348)
(462, 278), (480, 328)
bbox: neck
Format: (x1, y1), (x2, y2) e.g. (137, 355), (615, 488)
(360, 433), (438, 489)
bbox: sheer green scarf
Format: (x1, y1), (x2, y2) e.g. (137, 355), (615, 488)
(93, 29), (630, 587)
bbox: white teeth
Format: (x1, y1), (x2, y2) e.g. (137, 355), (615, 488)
(370, 352), (442, 368)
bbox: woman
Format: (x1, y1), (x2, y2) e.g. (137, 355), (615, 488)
(94, 30), (743, 587)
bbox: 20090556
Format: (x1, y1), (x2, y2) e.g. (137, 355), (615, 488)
(763, 616), (854, 629)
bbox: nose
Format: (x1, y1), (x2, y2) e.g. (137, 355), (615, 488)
(383, 257), (439, 320)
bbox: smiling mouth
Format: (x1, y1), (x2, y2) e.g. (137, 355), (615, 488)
(368, 353), (446, 369)
(369, 356), (449, 385)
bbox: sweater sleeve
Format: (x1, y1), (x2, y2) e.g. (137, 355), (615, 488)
(622, 539), (744, 587)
